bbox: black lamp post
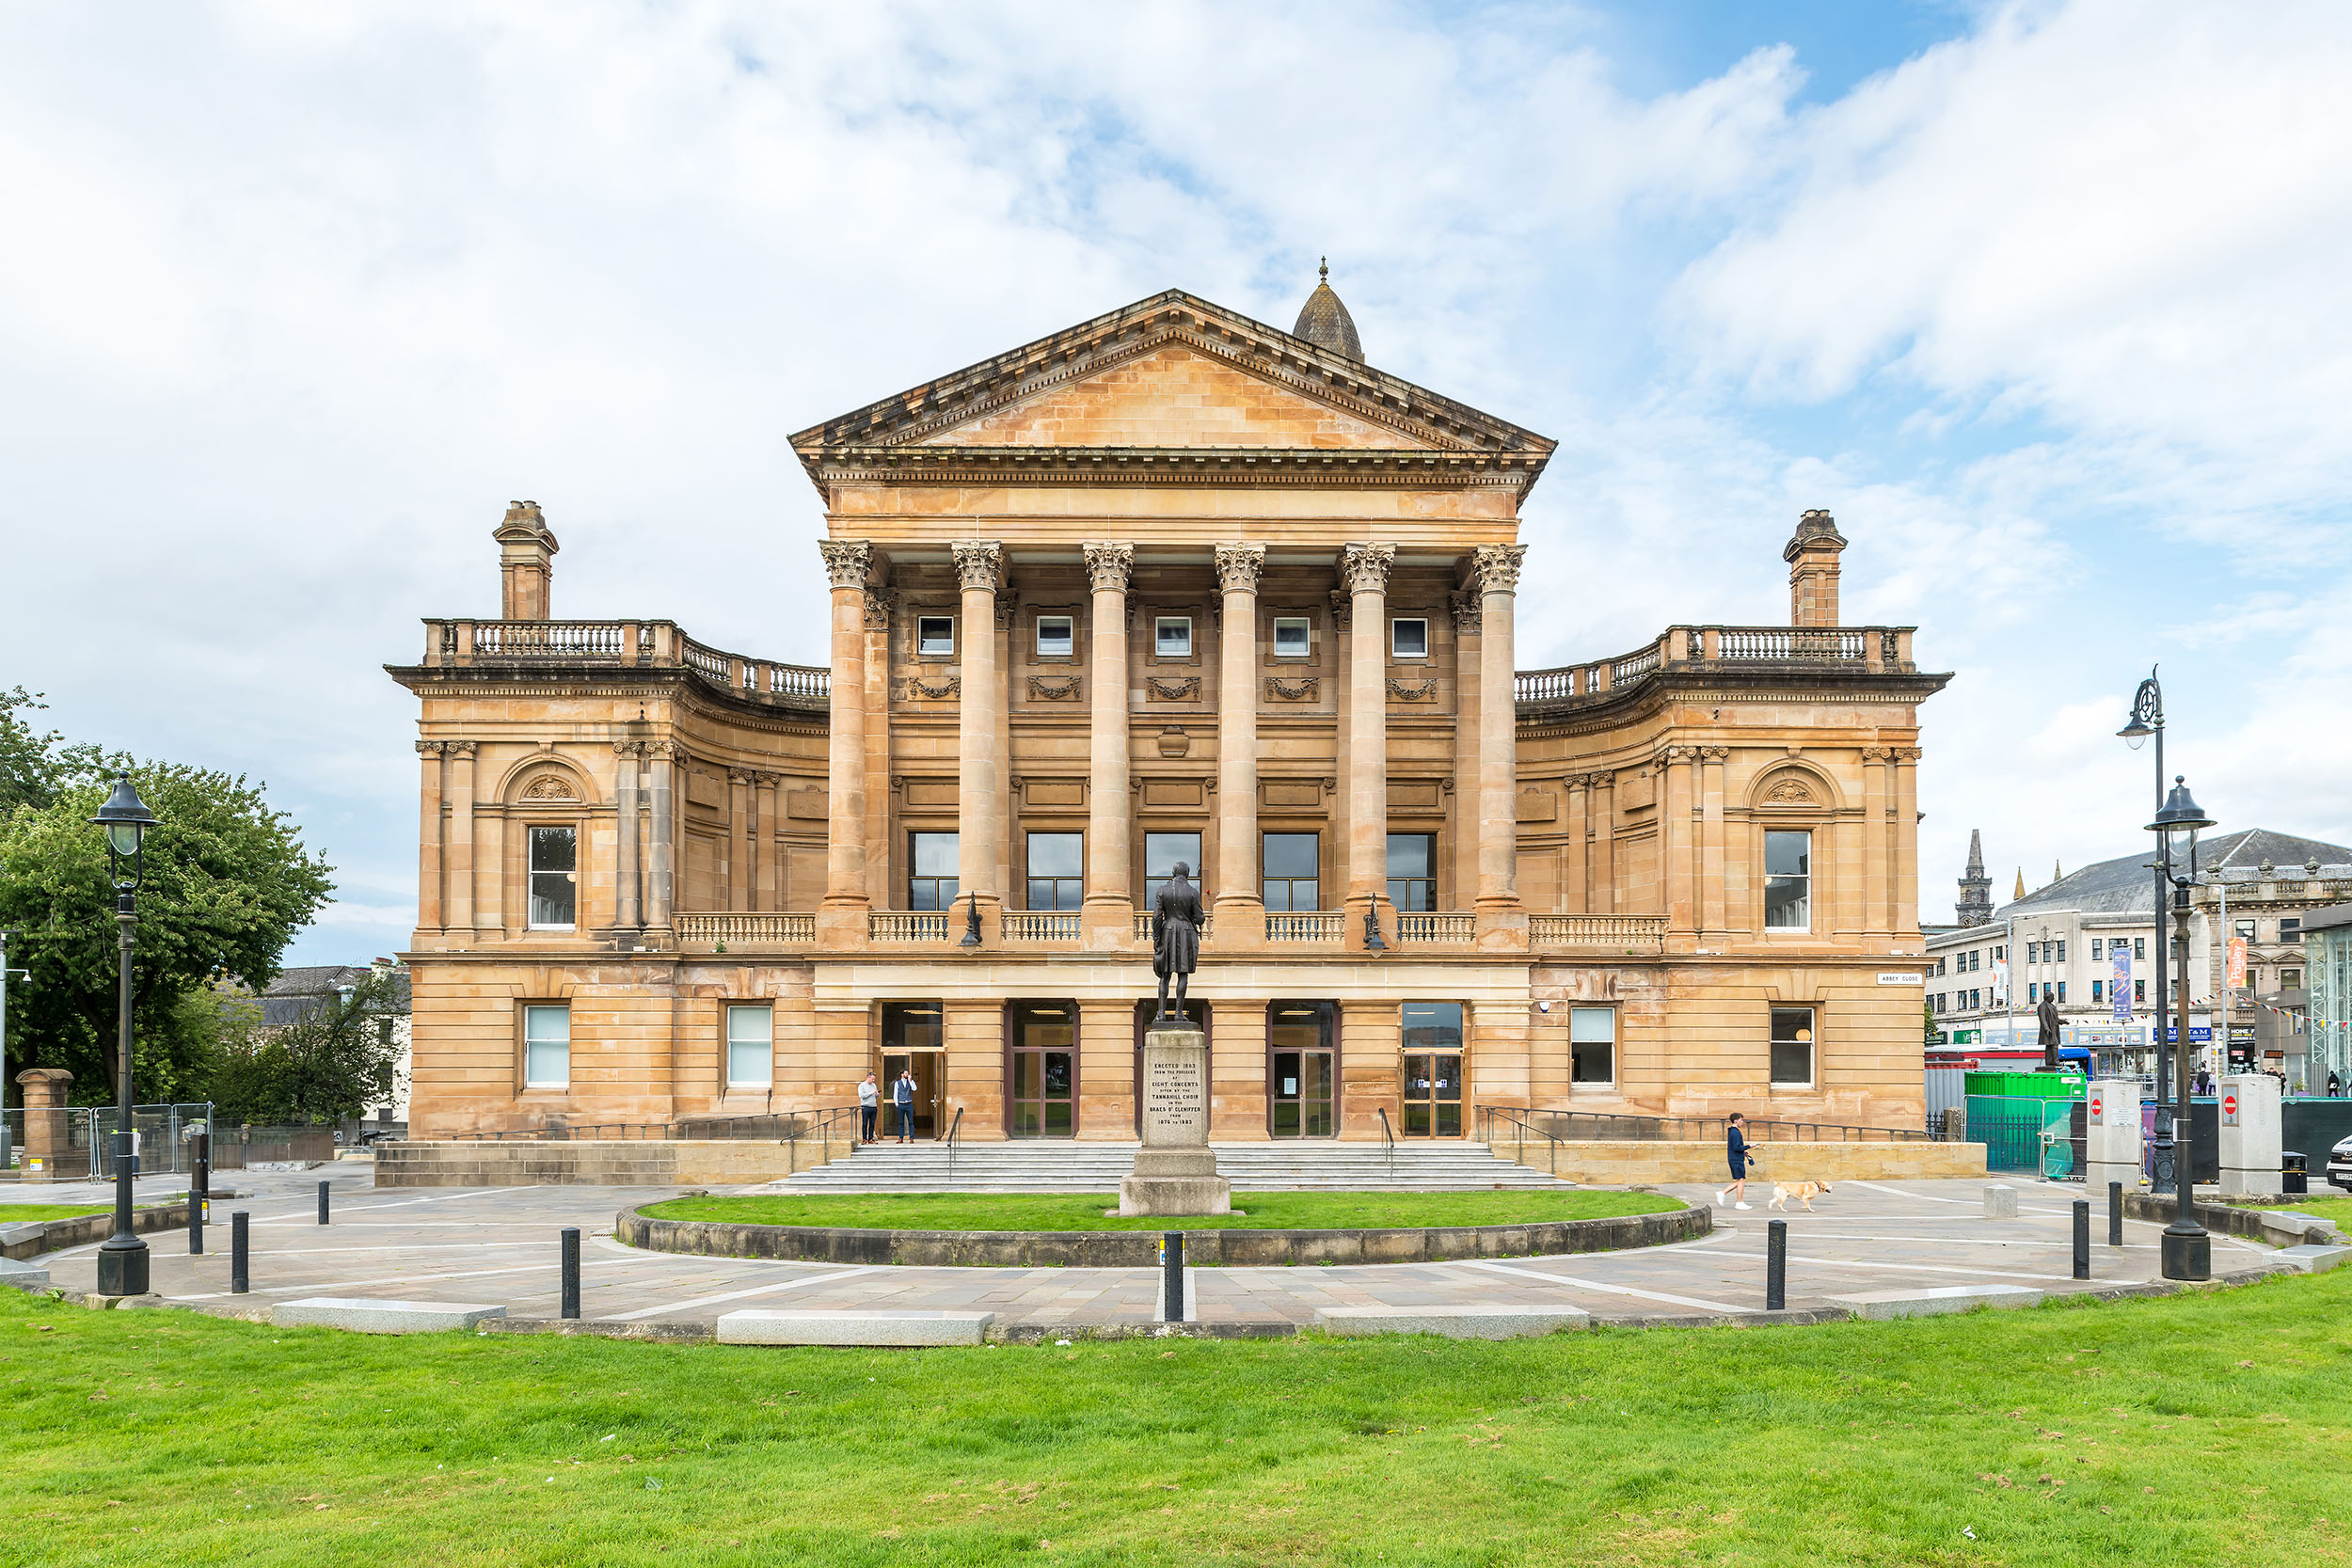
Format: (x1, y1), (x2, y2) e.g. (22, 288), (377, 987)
(2149, 773), (2215, 1281)
(2116, 669), (2176, 1195)
(90, 772), (157, 1297)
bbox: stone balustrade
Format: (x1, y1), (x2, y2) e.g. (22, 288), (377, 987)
(868, 911), (949, 942)
(1394, 911), (1477, 944)
(421, 618), (829, 708)
(1265, 911), (1344, 943)
(1515, 624), (1914, 710)
(675, 912), (816, 949)
(1002, 911), (1081, 942)
(1528, 913), (1668, 951)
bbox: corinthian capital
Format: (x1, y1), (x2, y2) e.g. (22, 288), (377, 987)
(818, 539), (873, 590)
(1449, 586), (1482, 635)
(416, 740), (445, 758)
(1214, 542), (1266, 595)
(1472, 543), (1527, 596)
(1337, 542), (1395, 595)
(1082, 541), (1135, 594)
(950, 539), (1005, 594)
(862, 588), (895, 633)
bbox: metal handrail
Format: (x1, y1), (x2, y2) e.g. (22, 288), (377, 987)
(1474, 1103), (1938, 1149)
(1375, 1105), (1397, 1183)
(944, 1105), (965, 1186)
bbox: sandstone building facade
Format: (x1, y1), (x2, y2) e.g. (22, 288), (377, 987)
(390, 282), (1949, 1142)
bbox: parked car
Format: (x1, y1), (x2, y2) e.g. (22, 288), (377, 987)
(2328, 1133), (2352, 1193)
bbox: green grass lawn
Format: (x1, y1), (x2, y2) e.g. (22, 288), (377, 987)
(0, 1203), (122, 1224)
(5, 1272), (2350, 1566)
(643, 1190), (1681, 1232)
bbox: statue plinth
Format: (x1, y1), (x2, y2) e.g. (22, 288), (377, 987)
(1119, 1024), (1230, 1217)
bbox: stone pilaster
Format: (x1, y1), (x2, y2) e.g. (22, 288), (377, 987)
(817, 539), (872, 942)
(1699, 746), (1729, 935)
(445, 741), (478, 935)
(728, 768), (754, 910)
(1449, 583), (1481, 913)
(1894, 747), (1923, 936)
(1213, 543), (1265, 939)
(1082, 542), (1135, 948)
(416, 741), (445, 935)
(646, 740), (676, 930)
(613, 742), (641, 930)
(753, 771), (780, 912)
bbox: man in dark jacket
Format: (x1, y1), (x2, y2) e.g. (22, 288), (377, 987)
(1716, 1113), (1754, 1210)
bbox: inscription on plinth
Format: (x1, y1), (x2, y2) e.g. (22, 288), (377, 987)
(1120, 1024), (1230, 1217)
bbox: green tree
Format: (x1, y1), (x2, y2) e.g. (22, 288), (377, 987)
(1923, 995), (1940, 1047)
(209, 970), (402, 1126)
(0, 762), (333, 1105)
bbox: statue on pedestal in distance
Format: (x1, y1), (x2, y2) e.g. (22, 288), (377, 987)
(2038, 990), (2062, 1071)
(1152, 863), (1202, 1024)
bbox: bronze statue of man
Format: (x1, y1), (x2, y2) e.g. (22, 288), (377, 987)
(1152, 862), (1203, 1024)
(2037, 989), (2062, 1071)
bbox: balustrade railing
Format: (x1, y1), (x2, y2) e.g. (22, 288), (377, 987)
(1265, 911), (1343, 942)
(675, 912), (817, 947)
(1394, 911), (1476, 944)
(1515, 624), (1909, 708)
(1002, 911), (1081, 942)
(1528, 913), (1668, 948)
(870, 911), (948, 942)
(421, 618), (828, 705)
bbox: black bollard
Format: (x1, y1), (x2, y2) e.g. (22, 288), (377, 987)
(1161, 1231), (1185, 1323)
(561, 1227), (581, 1321)
(317, 1180), (330, 1226)
(2107, 1180), (2123, 1247)
(230, 1212), (249, 1294)
(190, 1132), (209, 1255)
(2073, 1200), (2090, 1280)
(188, 1190), (204, 1256)
(1766, 1219), (1788, 1311)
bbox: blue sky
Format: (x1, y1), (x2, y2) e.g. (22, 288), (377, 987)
(2, 0), (2347, 964)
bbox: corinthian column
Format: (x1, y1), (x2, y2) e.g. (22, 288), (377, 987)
(1214, 543), (1266, 933)
(817, 540), (872, 942)
(646, 740), (676, 929)
(1340, 544), (1394, 941)
(1472, 545), (1528, 949)
(1082, 542), (1135, 949)
(952, 540), (1006, 932)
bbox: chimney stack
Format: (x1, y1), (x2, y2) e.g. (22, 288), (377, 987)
(1783, 509), (1847, 628)
(495, 500), (559, 621)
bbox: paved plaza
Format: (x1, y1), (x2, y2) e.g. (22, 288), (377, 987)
(26, 1162), (2296, 1334)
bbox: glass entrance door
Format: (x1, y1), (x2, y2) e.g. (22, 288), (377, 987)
(1268, 1001), (1335, 1138)
(1402, 1002), (1464, 1136)
(881, 1001), (944, 1140)
(1009, 1002), (1076, 1138)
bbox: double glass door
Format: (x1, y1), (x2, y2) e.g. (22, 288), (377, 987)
(1401, 1053), (1462, 1136)
(1268, 1001), (1335, 1138)
(1009, 1001), (1075, 1138)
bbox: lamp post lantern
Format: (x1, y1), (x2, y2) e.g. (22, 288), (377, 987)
(2116, 669), (2176, 1196)
(89, 772), (157, 1297)
(2149, 772), (2215, 1281)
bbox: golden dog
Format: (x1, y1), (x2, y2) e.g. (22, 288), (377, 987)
(1768, 1181), (1832, 1212)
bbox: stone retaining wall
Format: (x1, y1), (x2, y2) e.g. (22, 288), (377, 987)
(374, 1140), (842, 1188)
(616, 1201), (1708, 1267)
(0, 1201), (193, 1260)
(1486, 1138), (1987, 1184)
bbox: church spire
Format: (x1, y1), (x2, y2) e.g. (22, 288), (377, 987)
(2014, 867), (2027, 901)
(1956, 829), (1993, 927)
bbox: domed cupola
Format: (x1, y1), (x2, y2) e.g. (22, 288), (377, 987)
(1293, 258), (1363, 361)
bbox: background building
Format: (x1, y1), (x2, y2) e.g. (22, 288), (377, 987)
(1925, 831), (2351, 1086)
(389, 280), (1949, 1141)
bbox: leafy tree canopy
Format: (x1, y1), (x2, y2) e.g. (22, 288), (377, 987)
(0, 696), (334, 1106)
(209, 970), (403, 1126)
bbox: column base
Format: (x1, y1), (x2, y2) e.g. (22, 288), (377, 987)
(814, 903), (870, 948)
(1210, 895), (1265, 954)
(1473, 899), (1529, 954)
(1081, 896), (1136, 953)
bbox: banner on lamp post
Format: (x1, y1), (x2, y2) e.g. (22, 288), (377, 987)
(2112, 946), (2131, 1021)
(2226, 935), (2247, 991)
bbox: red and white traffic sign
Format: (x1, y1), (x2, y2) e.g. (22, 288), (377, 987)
(2090, 1094), (2104, 1120)
(2223, 1092), (2238, 1117)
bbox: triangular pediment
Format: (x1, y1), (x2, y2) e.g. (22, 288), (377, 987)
(917, 344), (1420, 450)
(789, 291), (1555, 475)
